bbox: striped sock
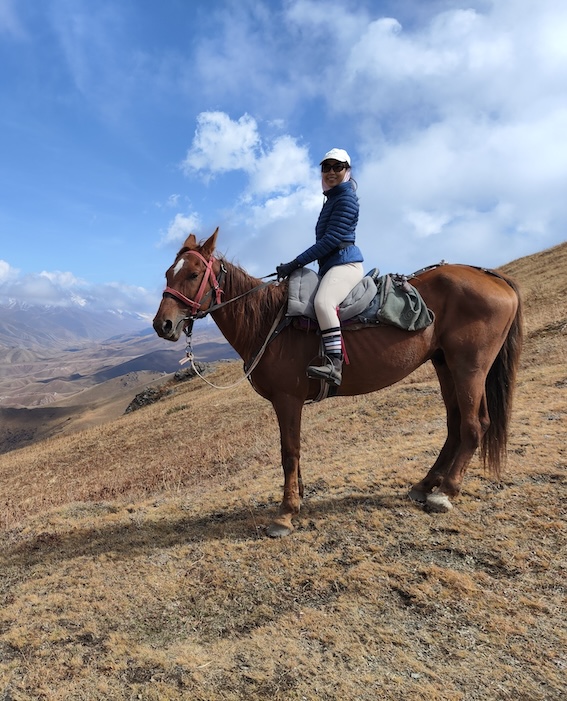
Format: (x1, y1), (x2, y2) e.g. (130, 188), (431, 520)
(321, 327), (342, 357)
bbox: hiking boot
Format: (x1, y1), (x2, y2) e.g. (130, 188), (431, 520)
(307, 356), (343, 386)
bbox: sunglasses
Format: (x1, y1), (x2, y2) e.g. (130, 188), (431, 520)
(321, 163), (348, 173)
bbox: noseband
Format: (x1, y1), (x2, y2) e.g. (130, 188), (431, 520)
(163, 250), (224, 318)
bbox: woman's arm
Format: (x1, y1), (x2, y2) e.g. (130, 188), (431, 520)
(295, 192), (358, 267)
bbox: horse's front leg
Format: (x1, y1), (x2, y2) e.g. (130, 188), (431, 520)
(266, 395), (304, 537)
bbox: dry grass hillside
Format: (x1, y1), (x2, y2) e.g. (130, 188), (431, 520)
(0, 243), (566, 701)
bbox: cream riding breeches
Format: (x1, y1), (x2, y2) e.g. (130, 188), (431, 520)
(313, 262), (364, 331)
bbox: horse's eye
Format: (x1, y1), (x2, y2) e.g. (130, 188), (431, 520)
(188, 272), (199, 280)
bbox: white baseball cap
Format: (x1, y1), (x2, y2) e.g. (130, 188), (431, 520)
(320, 148), (351, 165)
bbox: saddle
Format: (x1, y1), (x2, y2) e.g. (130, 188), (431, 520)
(286, 267), (434, 331)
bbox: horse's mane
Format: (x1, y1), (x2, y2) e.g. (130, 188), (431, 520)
(218, 258), (288, 354)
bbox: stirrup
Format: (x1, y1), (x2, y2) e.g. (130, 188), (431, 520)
(307, 356), (342, 386)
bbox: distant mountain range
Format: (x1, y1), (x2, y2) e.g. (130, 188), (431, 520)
(0, 302), (237, 410)
(0, 299), (150, 347)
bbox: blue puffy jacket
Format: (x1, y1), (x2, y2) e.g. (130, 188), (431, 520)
(295, 180), (363, 276)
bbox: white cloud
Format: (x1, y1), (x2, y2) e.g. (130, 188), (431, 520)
(244, 187), (321, 230)
(0, 260), (19, 282)
(341, 9), (513, 127)
(405, 209), (453, 239)
(246, 135), (312, 197)
(40, 270), (84, 288)
(178, 111), (321, 259)
(0, 266), (157, 314)
(356, 100), (567, 273)
(159, 212), (201, 247)
(0, 270), (89, 307)
(162, 1), (567, 279)
(184, 112), (313, 201)
(91, 281), (157, 312)
(286, 0), (364, 44)
(182, 112), (260, 176)
(176, 110), (333, 271)
(154, 194), (185, 210)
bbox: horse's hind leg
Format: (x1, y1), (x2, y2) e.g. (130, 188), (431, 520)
(434, 378), (489, 505)
(409, 416), (460, 506)
(266, 395), (304, 537)
(409, 360), (461, 509)
(418, 366), (490, 513)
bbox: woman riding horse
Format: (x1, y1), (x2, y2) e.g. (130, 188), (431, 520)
(153, 228), (523, 537)
(277, 148), (364, 387)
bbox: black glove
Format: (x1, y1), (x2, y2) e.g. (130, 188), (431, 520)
(276, 259), (300, 280)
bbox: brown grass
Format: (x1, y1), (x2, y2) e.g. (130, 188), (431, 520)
(1, 243), (566, 700)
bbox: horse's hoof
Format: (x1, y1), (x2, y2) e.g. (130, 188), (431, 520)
(408, 487), (427, 503)
(266, 520), (294, 538)
(426, 493), (454, 512)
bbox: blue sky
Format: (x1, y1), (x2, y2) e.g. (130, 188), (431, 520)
(1, 0), (566, 316)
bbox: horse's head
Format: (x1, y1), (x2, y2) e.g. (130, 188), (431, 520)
(153, 228), (223, 341)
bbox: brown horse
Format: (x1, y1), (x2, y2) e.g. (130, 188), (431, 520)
(153, 229), (523, 537)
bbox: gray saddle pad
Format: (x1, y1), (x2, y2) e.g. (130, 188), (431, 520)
(287, 268), (376, 322)
(286, 267), (434, 331)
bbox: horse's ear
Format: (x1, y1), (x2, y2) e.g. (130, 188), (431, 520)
(201, 227), (219, 258)
(182, 234), (198, 250)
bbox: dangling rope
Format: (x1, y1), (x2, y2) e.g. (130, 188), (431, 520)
(180, 305), (287, 390)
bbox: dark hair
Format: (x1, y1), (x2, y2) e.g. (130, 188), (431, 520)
(341, 162), (357, 190)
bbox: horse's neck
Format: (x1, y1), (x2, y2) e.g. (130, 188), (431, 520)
(211, 262), (283, 361)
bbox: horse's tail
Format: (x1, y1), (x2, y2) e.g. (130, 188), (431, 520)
(481, 276), (524, 477)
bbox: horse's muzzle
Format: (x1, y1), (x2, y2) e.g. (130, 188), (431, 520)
(153, 315), (183, 341)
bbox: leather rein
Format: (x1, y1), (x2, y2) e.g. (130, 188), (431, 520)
(161, 250), (284, 390)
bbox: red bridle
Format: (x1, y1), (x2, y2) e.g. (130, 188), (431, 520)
(163, 250), (224, 317)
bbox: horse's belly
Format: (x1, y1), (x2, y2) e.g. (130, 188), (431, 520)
(339, 325), (434, 395)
